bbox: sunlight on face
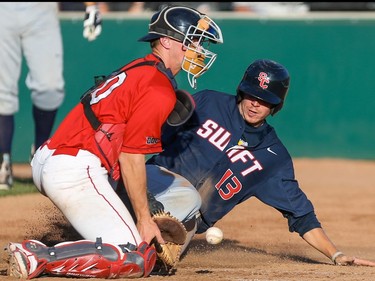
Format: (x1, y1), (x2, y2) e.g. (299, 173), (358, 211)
(169, 39), (187, 75)
(238, 95), (272, 127)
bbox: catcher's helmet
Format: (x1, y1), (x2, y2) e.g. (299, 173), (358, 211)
(139, 5), (223, 89)
(237, 59), (290, 116)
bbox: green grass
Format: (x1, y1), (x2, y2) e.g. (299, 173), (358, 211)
(0, 179), (38, 197)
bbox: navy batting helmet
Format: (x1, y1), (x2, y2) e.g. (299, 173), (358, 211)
(237, 59), (290, 116)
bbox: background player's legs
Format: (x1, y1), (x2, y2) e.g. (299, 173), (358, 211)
(32, 106), (57, 153)
(23, 3), (65, 156)
(0, 115), (14, 190)
(0, 4), (23, 190)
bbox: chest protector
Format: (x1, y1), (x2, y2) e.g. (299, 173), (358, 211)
(94, 123), (126, 180)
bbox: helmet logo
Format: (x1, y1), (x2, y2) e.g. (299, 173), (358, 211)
(257, 72), (270, 89)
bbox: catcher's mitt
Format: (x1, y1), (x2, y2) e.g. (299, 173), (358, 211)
(151, 211), (187, 275)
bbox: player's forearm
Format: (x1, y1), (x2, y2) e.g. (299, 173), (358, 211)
(302, 227), (341, 263)
(119, 152), (150, 221)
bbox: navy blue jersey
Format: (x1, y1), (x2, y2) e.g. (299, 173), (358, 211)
(148, 90), (320, 234)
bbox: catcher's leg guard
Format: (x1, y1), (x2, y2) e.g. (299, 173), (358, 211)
(135, 241), (157, 277)
(6, 238), (156, 279)
(6, 240), (49, 279)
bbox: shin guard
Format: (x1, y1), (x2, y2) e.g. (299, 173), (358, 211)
(7, 238), (156, 279)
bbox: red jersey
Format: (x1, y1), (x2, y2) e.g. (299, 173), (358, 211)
(48, 54), (176, 168)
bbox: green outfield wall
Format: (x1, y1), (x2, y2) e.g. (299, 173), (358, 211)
(13, 13), (375, 162)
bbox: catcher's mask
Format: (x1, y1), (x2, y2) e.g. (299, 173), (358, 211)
(236, 59), (290, 116)
(138, 5), (223, 89)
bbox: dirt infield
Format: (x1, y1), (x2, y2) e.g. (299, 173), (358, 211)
(1, 158), (375, 281)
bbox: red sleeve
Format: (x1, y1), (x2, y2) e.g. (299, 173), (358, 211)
(121, 68), (176, 154)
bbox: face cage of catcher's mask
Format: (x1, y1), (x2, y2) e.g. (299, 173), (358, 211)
(182, 39), (218, 89)
(183, 48), (217, 89)
(180, 17), (222, 89)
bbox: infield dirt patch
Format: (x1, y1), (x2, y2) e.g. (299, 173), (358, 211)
(1, 158), (375, 281)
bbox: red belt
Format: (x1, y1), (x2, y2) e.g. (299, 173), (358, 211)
(52, 147), (79, 156)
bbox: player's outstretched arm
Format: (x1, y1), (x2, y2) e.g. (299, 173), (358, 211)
(302, 227), (375, 266)
(118, 152), (164, 245)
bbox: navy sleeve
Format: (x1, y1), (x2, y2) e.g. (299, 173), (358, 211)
(282, 211), (322, 236)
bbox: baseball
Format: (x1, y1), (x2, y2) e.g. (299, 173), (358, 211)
(206, 227), (223, 245)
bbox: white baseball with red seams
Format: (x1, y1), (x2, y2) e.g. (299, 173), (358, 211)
(206, 227), (223, 245)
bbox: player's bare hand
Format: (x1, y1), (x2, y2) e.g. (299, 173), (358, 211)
(353, 257), (375, 267)
(137, 217), (165, 245)
(335, 254), (375, 266)
(83, 4), (102, 41)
